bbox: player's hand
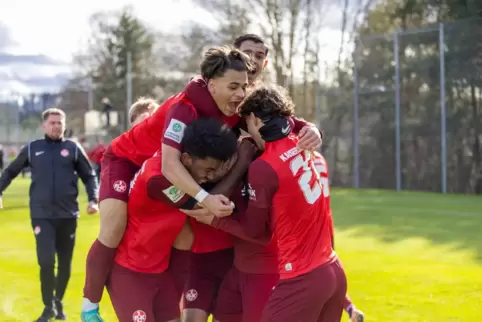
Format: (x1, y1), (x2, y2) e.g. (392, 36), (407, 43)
(0, 196), (3, 209)
(201, 194), (234, 217)
(87, 201), (99, 215)
(350, 308), (364, 322)
(237, 138), (258, 164)
(297, 125), (322, 151)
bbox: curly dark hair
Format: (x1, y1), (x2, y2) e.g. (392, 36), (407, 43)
(234, 34), (269, 55)
(200, 45), (254, 80)
(238, 85), (295, 118)
(182, 118), (238, 162)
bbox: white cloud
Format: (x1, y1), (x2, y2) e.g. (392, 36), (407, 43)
(0, 0), (212, 62)
(0, 0), (346, 92)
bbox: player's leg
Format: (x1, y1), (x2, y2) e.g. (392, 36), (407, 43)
(182, 249), (234, 322)
(211, 267), (243, 322)
(82, 148), (139, 321)
(170, 221), (194, 293)
(53, 218), (77, 320)
(317, 259), (347, 322)
(260, 261), (342, 322)
(106, 263), (157, 322)
(31, 218), (57, 321)
(153, 271), (183, 322)
(240, 271), (278, 322)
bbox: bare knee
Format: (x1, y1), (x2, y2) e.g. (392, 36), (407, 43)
(97, 198), (127, 248)
(182, 309), (209, 322)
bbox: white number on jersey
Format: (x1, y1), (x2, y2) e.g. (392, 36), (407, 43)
(289, 151), (329, 204)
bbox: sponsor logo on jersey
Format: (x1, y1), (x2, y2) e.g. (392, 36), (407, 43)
(164, 119), (187, 143)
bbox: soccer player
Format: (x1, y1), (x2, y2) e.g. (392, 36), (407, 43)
(227, 85), (347, 322)
(234, 34), (269, 85)
(108, 118), (239, 322)
(128, 96), (159, 126)
(188, 154), (278, 322)
(81, 97), (158, 321)
(81, 45), (321, 321)
(235, 33), (365, 322)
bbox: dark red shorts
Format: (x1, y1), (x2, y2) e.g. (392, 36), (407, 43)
(261, 259), (347, 322)
(107, 263), (180, 322)
(168, 248), (192, 294)
(213, 266), (279, 322)
(99, 146), (139, 202)
(182, 248), (234, 313)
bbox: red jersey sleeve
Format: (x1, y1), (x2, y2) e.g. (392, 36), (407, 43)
(291, 117), (323, 138)
(212, 159), (278, 240)
(146, 174), (192, 208)
(162, 102), (198, 151)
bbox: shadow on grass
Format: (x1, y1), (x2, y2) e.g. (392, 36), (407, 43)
(331, 188), (482, 262)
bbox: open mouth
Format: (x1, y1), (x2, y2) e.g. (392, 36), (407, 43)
(228, 101), (242, 114)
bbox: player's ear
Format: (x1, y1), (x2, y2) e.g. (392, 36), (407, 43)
(180, 152), (192, 167)
(263, 59), (268, 68)
(207, 79), (216, 95)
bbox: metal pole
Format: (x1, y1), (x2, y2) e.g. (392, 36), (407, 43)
(88, 77), (94, 111)
(353, 38), (360, 189)
(315, 63), (322, 152)
(394, 31), (402, 192)
(439, 23), (447, 194)
(126, 51), (133, 131)
(15, 93), (20, 145)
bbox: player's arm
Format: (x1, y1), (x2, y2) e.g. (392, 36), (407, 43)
(236, 116), (322, 150)
(209, 211), (270, 245)
(212, 159), (278, 240)
(161, 103), (205, 198)
(291, 116), (323, 150)
(146, 174), (194, 209)
(0, 145), (29, 196)
(161, 104), (235, 217)
(73, 142), (99, 203)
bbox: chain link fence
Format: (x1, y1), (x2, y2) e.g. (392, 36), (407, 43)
(320, 18), (482, 194)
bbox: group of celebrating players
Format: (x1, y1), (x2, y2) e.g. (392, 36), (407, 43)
(80, 34), (365, 322)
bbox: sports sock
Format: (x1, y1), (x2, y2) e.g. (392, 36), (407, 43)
(82, 298), (99, 312)
(83, 239), (117, 306)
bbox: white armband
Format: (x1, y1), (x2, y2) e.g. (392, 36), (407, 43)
(194, 189), (209, 203)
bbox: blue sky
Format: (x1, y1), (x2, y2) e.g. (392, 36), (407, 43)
(0, 0), (344, 96)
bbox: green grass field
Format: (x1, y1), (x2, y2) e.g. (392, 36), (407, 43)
(0, 178), (481, 321)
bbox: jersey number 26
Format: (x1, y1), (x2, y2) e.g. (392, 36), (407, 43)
(290, 151), (329, 204)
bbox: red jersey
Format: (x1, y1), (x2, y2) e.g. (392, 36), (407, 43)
(212, 179), (278, 274)
(115, 151), (193, 273)
(220, 134), (335, 280)
(88, 144), (107, 164)
(111, 78), (316, 255)
(111, 77), (240, 166)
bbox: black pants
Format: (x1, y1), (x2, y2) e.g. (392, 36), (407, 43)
(31, 218), (77, 307)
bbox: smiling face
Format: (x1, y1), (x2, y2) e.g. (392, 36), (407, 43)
(181, 154), (225, 184)
(238, 40), (268, 84)
(208, 69), (249, 117)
